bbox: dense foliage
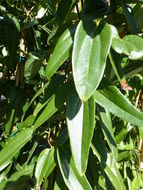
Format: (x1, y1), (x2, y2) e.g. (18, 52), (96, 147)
(0, 0), (143, 189)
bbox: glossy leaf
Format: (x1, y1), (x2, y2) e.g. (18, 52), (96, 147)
(35, 147), (56, 186)
(57, 146), (92, 190)
(0, 128), (33, 170)
(112, 35), (143, 60)
(46, 26), (76, 79)
(72, 19), (113, 101)
(94, 80), (143, 127)
(66, 90), (95, 174)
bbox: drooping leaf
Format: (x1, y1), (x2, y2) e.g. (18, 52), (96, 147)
(57, 146), (92, 190)
(0, 128), (33, 170)
(94, 79), (143, 127)
(66, 89), (95, 174)
(35, 147), (56, 186)
(46, 26), (76, 79)
(72, 18), (113, 101)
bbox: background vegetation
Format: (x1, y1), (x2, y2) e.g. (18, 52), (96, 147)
(0, 0), (143, 189)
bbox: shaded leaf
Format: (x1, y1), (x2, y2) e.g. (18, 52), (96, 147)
(91, 130), (126, 190)
(0, 164), (34, 190)
(57, 146), (92, 190)
(33, 80), (74, 130)
(24, 52), (44, 79)
(0, 128), (33, 170)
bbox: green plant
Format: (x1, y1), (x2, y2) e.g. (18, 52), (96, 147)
(0, 0), (143, 189)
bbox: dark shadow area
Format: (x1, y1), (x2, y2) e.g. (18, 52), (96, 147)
(98, 106), (117, 148)
(82, 15), (106, 38)
(92, 129), (107, 169)
(57, 144), (72, 182)
(66, 89), (82, 120)
(3, 175), (34, 190)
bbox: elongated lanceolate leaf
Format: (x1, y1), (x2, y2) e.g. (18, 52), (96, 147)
(46, 26), (76, 79)
(0, 128), (33, 170)
(91, 131), (126, 190)
(35, 147), (56, 186)
(94, 80), (143, 127)
(72, 19), (113, 101)
(97, 106), (118, 163)
(57, 147), (92, 190)
(66, 90), (95, 174)
(112, 35), (143, 60)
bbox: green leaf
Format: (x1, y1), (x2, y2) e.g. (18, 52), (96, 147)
(35, 147), (56, 186)
(112, 35), (143, 60)
(33, 76), (65, 116)
(54, 170), (68, 190)
(119, 0), (138, 34)
(5, 108), (15, 135)
(4, 14), (20, 67)
(72, 19), (113, 101)
(33, 80), (74, 130)
(66, 90), (95, 174)
(97, 106), (118, 163)
(115, 123), (133, 144)
(24, 52), (44, 79)
(109, 49), (125, 83)
(94, 80), (143, 127)
(0, 164), (34, 189)
(22, 115), (36, 127)
(57, 146), (92, 190)
(91, 131), (126, 190)
(5, 13), (20, 32)
(46, 26), (76, 79)
(0, 128), (33, 170)
(57, 0), (77, 23)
